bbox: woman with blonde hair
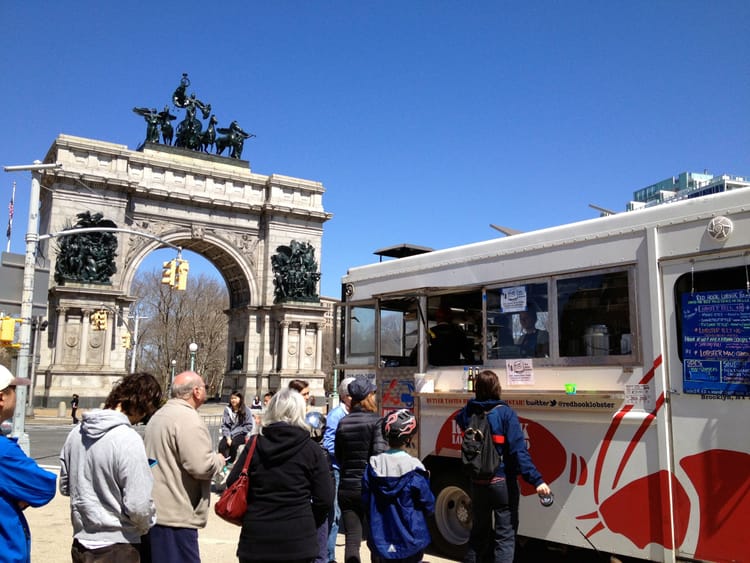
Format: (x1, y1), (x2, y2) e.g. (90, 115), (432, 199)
(334, 378), (388, 563)
(226, 388), (333, 563)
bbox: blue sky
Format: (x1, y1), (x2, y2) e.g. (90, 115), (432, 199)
(2, 1), (748, 298)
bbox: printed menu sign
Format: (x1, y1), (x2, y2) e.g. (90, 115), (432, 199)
(681, 290), (750, 396)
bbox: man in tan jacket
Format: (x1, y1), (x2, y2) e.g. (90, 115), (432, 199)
(143, 371), (225, 562)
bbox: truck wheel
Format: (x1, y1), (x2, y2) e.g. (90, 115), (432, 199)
(429, 473), (471, 559)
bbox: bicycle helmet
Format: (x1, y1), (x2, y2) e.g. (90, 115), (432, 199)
(305, 411), (327, 442)
(382, 409), (418, 446)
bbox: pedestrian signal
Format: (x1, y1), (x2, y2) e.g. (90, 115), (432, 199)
(175, 259), (189, 291)
(161, 260), (177, 286)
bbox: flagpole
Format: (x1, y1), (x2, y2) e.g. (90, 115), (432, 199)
(6, 180), (15, 253)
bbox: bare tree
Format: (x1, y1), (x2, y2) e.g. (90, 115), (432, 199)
(129, 270), (229, 394)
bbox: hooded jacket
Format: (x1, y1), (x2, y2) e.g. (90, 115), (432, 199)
(455, 398), (544, 486)
(0, 435), (56, 563)
(227, 422), (334, 561)
(363, 450), (435, 559)
(220, 404), (254, 440)
(59, 409), (155, 544)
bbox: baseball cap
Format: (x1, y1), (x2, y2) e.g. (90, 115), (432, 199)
(347, 378), (376, 402)
(0, 365), (30, 391)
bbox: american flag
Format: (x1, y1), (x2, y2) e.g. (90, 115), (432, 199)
(6, 182), (15, 240)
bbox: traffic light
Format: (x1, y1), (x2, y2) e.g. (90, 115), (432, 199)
(121, 333), (132, 349)
(175, 259), (189, 291)
(91, 310), (108, 331)
(0, 317), (21, 348)
(161, 260), (177, 286)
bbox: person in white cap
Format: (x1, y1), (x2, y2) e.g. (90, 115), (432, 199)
(0, 365), (57, 563)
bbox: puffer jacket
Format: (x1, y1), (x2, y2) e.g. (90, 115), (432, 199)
(334, 407), (388, 499)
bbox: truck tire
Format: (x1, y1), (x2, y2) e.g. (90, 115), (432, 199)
(428, 471), (471, 559)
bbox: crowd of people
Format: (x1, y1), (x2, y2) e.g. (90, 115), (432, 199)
(1, 366), (548, 563)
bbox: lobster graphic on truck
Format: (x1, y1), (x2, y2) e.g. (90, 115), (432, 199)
(338, 188), (749, 563)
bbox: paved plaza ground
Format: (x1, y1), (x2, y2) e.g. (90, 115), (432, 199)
(22, 404), (456, 563)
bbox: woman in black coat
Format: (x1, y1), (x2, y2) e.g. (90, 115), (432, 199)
(227, 388), (334, 563)
(334, 378), (388, 563)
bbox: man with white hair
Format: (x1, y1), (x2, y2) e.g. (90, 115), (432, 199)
(0, 365), (56, 563)
(321, 376), (356, 563)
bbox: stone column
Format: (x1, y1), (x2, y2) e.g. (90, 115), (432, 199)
(315, 322), (323, 371)
(102, 311), (111, 367)
(80, 309), (91, 365)
(298, 322), (307, 372)
(280, 321), (289, 370)
(54, 307), (67, 365)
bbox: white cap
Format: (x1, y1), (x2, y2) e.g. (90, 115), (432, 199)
(0, 365), (30, 391)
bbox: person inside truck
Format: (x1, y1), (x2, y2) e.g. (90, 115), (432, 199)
(428, 307), (475, 365)
(515, 308), (549, 358)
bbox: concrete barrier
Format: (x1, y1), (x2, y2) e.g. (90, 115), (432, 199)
(57, 401), (66, 418)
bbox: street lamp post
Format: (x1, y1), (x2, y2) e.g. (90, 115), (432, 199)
(3, 160), (61, 454)
(189, 342), (198, 372)
(170, 359), (176, 387)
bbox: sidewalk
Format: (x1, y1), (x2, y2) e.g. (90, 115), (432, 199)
(26, 468), (453, 563)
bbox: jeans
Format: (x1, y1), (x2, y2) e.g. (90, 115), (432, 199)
(463, 478), (520, 563)
(327, 468), (341, 562)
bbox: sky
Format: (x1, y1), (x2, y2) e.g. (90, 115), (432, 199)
(2, 1), (748, 299)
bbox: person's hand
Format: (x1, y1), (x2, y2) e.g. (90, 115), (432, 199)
(226, 437), (232, 446)
(536, 482), (551, 496)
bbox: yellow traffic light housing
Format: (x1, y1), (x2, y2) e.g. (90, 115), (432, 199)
(161, 260), (177, 286)
(121, 333), (132, 349)
(175, 259), (189, 290)
(91, 310), (108, 331)
(0, 317), (21, 348)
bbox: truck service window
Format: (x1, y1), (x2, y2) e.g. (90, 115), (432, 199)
(486, 282), (549, 359)
(556, 270), (632, 357)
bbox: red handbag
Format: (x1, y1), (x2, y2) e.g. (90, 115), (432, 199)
(214, 435), (257, 525)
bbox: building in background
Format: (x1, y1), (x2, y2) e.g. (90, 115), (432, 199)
(627, 171), (749, 211)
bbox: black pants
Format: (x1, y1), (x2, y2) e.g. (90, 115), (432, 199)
(218, 435), (243, 462)
(339, 490), (367, 563)
(72, 539), (140, 563)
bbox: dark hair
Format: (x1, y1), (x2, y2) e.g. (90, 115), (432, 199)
(475, 370), (502, 401)
(104, 372), (162, 419)
(288, 379), (309, 393)
(230, 391), (247, 423)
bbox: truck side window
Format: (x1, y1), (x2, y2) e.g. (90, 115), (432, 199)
(557, 270), (631, 357)
(486, 283), (549, 359)
(349, 305), (376, 357)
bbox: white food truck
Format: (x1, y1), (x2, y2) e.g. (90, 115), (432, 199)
(337, 188), (749, 563)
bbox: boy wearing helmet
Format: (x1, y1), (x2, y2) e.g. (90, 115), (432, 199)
(362, 409), (435, 563)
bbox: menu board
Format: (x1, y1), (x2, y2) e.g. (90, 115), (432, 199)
(681, 290), (750, 396)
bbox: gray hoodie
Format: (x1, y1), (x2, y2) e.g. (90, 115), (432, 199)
(60, 409), (156, 544)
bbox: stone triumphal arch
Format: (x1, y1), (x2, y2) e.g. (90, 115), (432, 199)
(33, 134), (332, 407)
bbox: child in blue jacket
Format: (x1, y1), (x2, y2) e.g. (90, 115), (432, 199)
(362, 409), (435, 563)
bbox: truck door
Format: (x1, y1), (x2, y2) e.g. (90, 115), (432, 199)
(661, 258), (750, 563)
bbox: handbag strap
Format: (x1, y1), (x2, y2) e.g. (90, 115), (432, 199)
(239, 435), (257, 475)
